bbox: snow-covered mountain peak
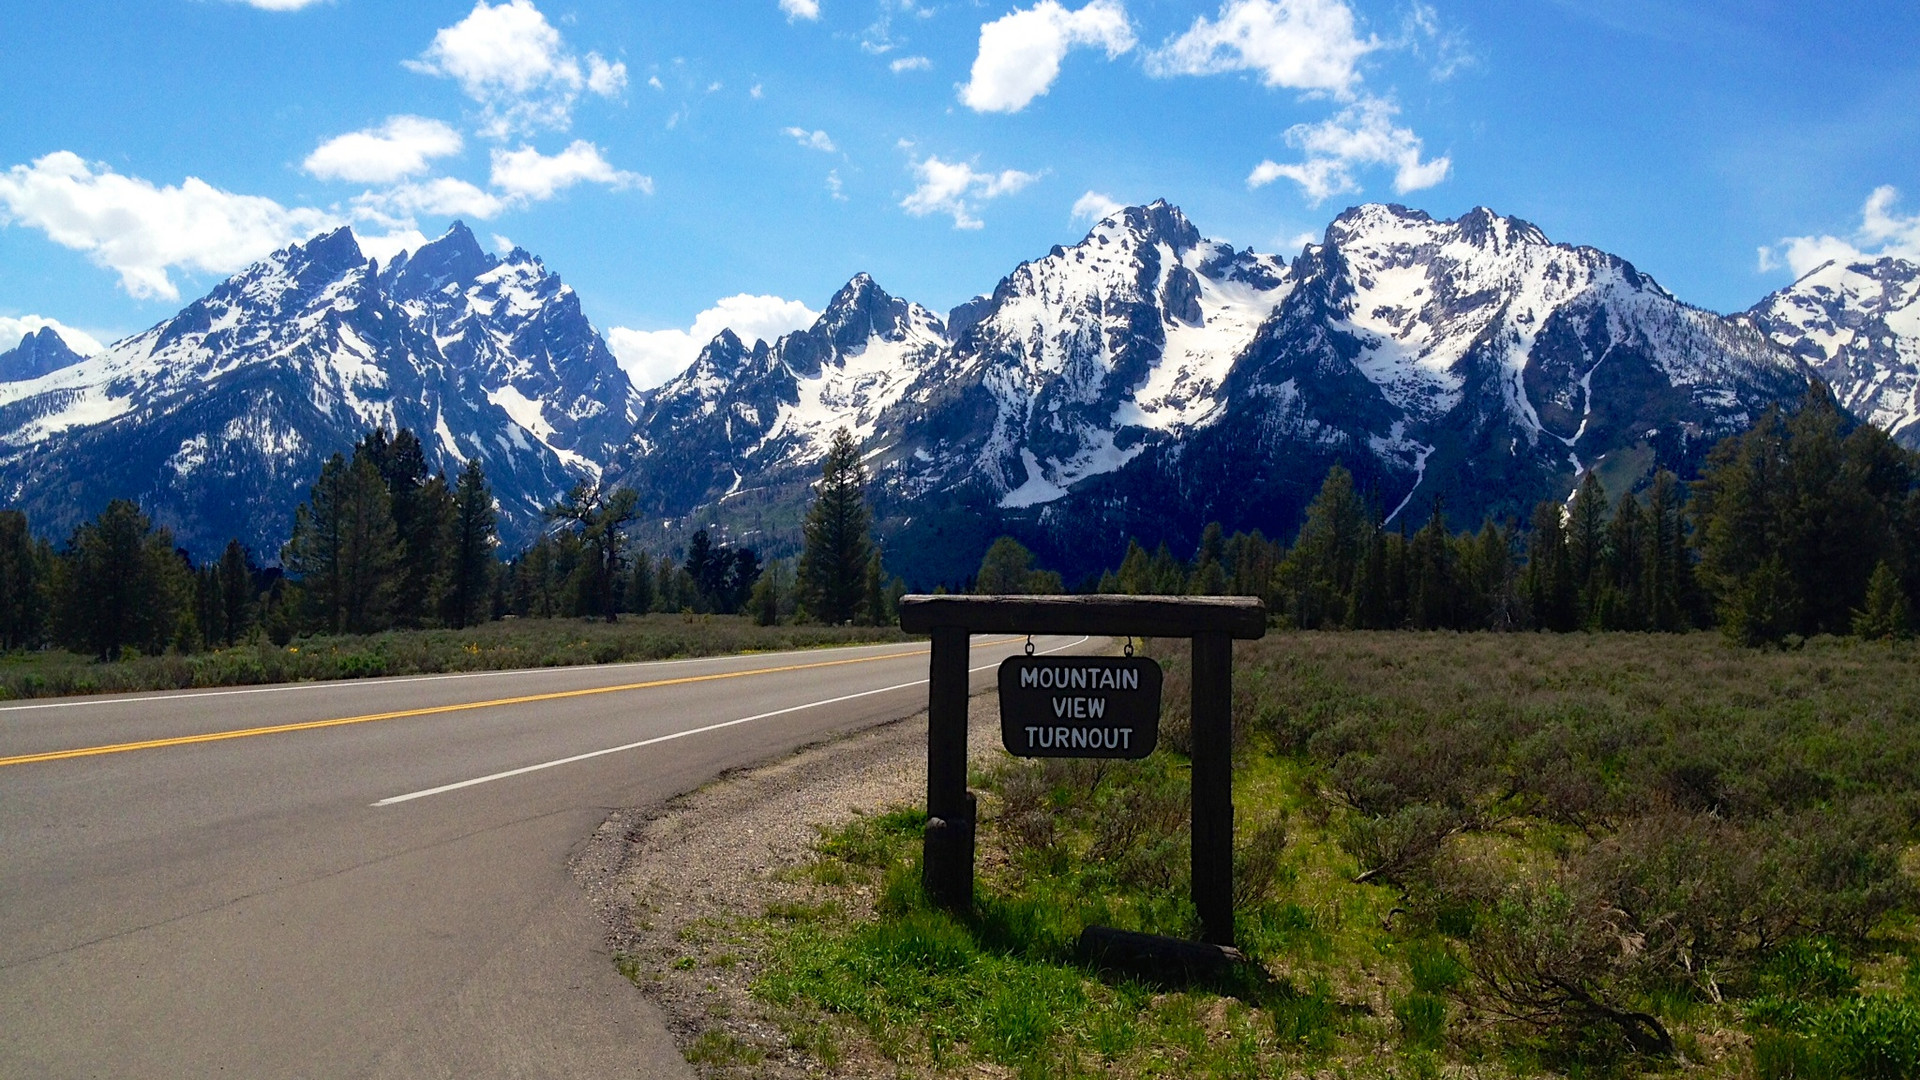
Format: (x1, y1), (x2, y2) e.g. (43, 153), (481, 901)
(1750, 255), (1920, 440)
(812, 273), (947, 358)
(381, 221), (496, 301)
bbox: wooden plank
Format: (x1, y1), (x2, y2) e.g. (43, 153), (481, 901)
(921, 626), (974, 911)
(1076, 926), (1247, 983)
(1190, 631), (1235, 946)
(898, 594), (1267, 639)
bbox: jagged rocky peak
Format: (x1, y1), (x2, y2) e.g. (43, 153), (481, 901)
(1080, 199), (1204, 251)
(1323, 202), (1550, 254)
(0, 327), (86, 382)
(380, 221), (498, 300)
(288, 226), (369, 287)
(815, 272), (947, 354)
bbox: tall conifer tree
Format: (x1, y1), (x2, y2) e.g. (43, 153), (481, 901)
(796, 428), (873, 624)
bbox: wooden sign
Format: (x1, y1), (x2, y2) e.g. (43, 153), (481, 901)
(998, 656), (1161, 759)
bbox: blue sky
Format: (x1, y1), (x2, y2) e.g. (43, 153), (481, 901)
(1, 0), (1916, 387)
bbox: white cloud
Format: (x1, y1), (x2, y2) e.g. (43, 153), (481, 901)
(1761, 186), (1920, 278)
(356, 177), (509, 222)
(607, 294), (821, 390)
(783, 127), (838, 153)
(901, 156), (1040, 229)
(408, 0), (627, 138)
(827, 170), (848, 201)
(353, 228), (432, 265)
(1147, 0), (1377, 99)
(303, 116), (464, 185)
(649, 75), (665, 91)
(0, 152), (337, 300)
(891, 55), (932, 73)
(781, 0), (821, 21)
(1245, 97), (1448, 203)
(489, 141), (651, 201)
(492, 233), (516, 253)
(961, 0), (1136, 114)
(0, 315), (105, 357)
(1071, 190), (1125, 224)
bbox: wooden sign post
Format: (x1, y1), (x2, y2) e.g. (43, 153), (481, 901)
(898, 595), (1266, 947)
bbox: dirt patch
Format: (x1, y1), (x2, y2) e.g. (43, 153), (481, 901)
(572, 693), (1009, 1077)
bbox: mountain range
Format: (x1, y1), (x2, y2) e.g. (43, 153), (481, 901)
(1, 202), (1914, 584)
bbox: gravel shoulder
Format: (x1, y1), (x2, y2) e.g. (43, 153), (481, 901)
(572, 691), (1011, 1077)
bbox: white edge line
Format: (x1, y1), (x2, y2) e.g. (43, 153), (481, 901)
(373, 636), (1091, 807)
(0, 641), (937, 714)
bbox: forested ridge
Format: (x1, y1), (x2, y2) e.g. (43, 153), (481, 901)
(2, 382), (1916, 659)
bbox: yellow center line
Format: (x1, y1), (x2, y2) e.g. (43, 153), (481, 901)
(0, 638), (1022, 769)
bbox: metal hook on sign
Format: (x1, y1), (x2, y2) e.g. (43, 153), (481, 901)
(1025, 635), (1036, 656)
(1124, 636), (1135, 658)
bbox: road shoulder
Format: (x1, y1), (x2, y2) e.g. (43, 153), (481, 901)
(573, 694), (1006, 1077)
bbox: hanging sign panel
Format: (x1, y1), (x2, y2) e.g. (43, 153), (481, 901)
(999, 656), (1162, 759)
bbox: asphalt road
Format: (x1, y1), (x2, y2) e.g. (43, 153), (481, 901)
(0, 633), (1089, 1078)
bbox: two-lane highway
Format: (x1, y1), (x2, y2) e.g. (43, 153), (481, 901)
(0, 634), (1089, 1078)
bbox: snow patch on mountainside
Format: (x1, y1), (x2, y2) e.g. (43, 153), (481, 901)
(762, 304), (947, 464)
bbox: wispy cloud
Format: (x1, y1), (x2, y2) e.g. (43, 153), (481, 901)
(1245, 97), (1449, 203)
(783, 127), (838, 153)
(901, 156), (1041, 229)
(780, 0), (821, 21)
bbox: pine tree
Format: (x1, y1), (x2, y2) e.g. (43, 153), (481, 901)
(545, 480), (639, 622)
(861, 549), (886, 625)
(1642, 470), (1694, 631)
(1724, 555), (1799, 647)
(1524, 500), (1576, 631)
(1566, 472), (1609, 619)
(976, 536), (1039, 595)
(796, 428), (873, 624)
(750, 560), (782, 626)
(283, 452), (401, 635)
(1853, 560), (1911, 640)
(0, 510), (51, 650)
(443, 459), (497, 629)
(1278, 466), (1369, 628)
(626, 550), (655, 615)
(53, 499), (190, 659)
(1407, 499), (1455, 629)
(216, 540), (257, 645)
(1113, 540), (1152, 594)
(359, 429), (454, 626)
(1601, 490), (1647, 631)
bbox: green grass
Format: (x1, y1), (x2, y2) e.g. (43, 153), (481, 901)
(735, 631), (1920, 1079)
(0, 614), (911, 700)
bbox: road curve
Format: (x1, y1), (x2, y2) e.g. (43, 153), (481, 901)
(0, 634), (1091, 1079)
